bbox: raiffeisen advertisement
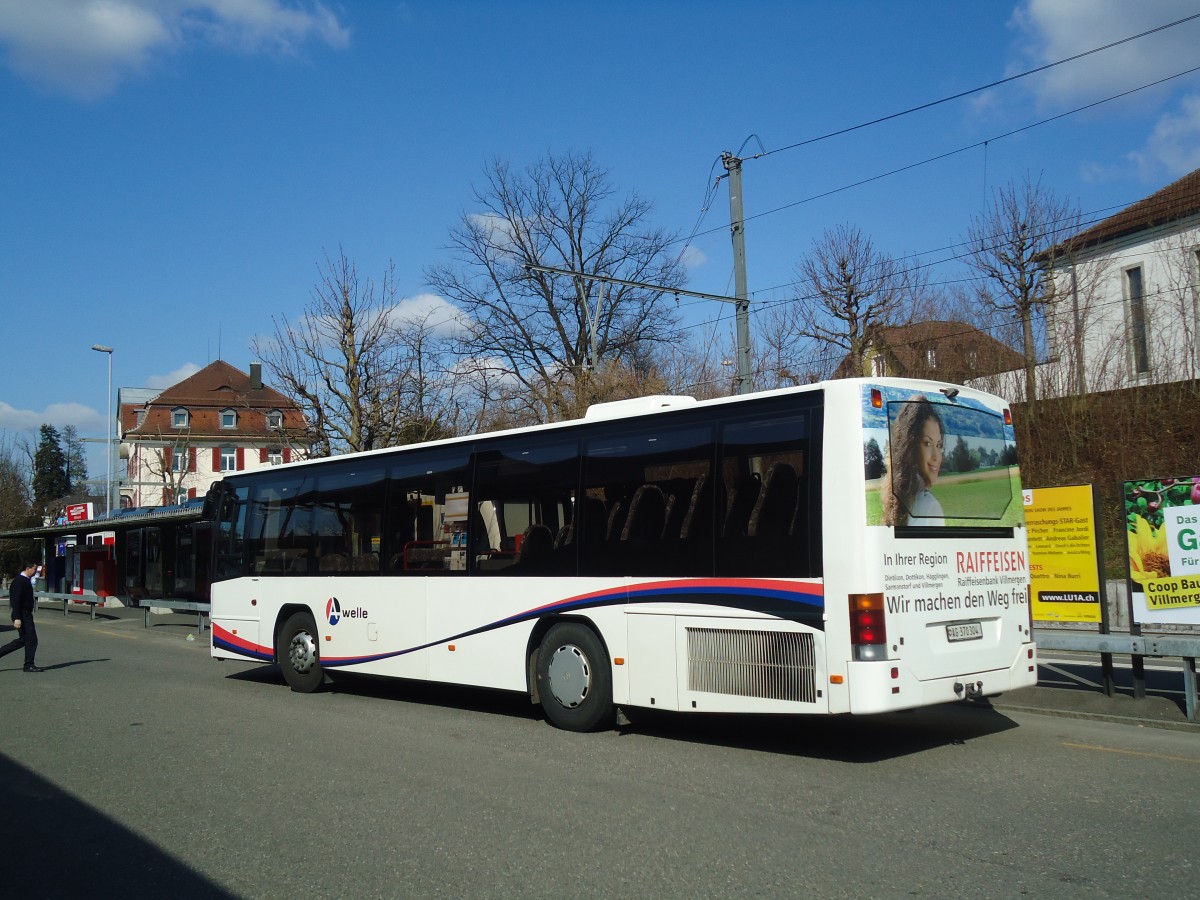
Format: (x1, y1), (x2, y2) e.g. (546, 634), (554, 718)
(862, 385), (1029, 630)
(1124, 475), (1200, 626)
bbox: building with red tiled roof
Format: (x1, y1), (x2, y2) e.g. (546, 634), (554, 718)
(1039, 166), (1200, 396)
(118, 361), (307, 508)
(836, 320), (1024, 384)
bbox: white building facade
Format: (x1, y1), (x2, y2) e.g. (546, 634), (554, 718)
(1044, 168), (1200, 397)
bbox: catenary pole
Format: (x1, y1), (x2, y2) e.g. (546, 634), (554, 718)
(722, 151), (753, 394)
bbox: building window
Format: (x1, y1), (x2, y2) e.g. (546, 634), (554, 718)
(872, 356), (886, 377)
(220, 409), (237, 429)
(1126, 266), (1149, 375)
(220, 447), (237, 472)
(172, 408), (189, 428)
(268, 449), (283, 466)
(267, 410), (283, 430)
(926, 348), (937, 369)
(172, 449), (186, 473)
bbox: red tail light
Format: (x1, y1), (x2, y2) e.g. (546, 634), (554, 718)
(849, 593), (887, 661)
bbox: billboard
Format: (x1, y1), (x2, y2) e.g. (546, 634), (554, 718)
(1124, 476), (1200, 626)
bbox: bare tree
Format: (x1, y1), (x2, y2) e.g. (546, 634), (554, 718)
(0, 434), (35, 572)
(1150, 235), (1200, 382)
(426, 150), (684, 423)
(776, 224), (921, 379)
(655, 329), (737, 400)
(965, 175), (1080, 403)
(135, 432), (195, 506)
(255, 249), (458, 456)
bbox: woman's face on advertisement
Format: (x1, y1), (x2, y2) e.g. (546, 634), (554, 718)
(918, 418), (943, 486)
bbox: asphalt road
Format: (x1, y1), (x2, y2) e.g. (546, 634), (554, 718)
(2, 610), (1198, 899)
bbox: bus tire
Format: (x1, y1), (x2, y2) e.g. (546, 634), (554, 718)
(536, 622), (614, 732)
(277, 611), (324, 693)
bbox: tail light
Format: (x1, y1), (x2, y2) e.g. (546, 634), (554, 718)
(850, 592), (888, 661)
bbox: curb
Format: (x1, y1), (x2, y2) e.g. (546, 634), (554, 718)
(990, 700), (1200, 733)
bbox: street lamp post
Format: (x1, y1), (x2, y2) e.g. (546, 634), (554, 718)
(91, 344), (113, 515)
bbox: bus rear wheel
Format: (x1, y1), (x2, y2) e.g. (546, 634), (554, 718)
(277, 611), (324, 693)
(536, 622), (614, 732)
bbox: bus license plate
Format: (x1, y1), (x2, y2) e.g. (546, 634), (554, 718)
(946, 622), (983, 642)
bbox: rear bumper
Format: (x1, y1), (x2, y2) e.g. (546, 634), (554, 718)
(846, 642), (1037, 713)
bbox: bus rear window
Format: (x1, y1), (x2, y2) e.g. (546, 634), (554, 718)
(864, 389), (1018, 527)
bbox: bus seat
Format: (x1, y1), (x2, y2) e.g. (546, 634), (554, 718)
(621, 484), (666, 544)
(603, 497), (626, 542)
(722, 474), (761, 539)
(351, 552), (379, 572)
(678, 474), (711, 540)
(660, 480), (687, 541)
(319, 553), (348, 573)
(515, 524), (555, 573)
(577, 497), (607, 545)
(748, 463), (798, 539)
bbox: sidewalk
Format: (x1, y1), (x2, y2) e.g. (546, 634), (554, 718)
(989, 683), (1200, 732)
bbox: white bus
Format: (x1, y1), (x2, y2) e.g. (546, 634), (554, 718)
(208, 378), (1036, 731)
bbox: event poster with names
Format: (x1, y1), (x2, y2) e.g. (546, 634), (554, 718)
(1023, 484), (1103, 623)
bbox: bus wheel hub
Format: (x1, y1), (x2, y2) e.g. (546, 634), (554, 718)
(289, 631), (317, 674)
(547, 644), (590, 708)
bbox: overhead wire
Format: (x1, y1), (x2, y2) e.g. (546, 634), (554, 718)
(667, 13), (1200, 318)
(751, 11), (1200, 161)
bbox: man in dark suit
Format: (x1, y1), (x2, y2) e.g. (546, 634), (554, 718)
(1, 560), (43, 672)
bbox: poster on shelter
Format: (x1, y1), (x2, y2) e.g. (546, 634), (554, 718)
(1023, 484), (1102, 623)
(1124, 476), (1200, 626)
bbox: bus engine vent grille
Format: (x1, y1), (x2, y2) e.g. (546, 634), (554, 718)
(686, 628), (816, 703)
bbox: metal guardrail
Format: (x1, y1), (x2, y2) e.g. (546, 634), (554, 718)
(1034, 628), (1199, 723)
(36, 591), (108, 621)
(141, 598), (210, 632)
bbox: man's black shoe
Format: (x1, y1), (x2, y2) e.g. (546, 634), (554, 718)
(23, 665), (45, 673)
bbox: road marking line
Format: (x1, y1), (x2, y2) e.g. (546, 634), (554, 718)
(1063, 742), (1200, 764)
(96, 629), (138, 640)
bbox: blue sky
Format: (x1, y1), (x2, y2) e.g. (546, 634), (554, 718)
(2, 0), (1199, 485)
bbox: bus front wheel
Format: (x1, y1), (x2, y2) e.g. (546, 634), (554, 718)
(536, 623), (614, 732)
(277, 611), (324, 693)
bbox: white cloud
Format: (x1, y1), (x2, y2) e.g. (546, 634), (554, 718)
(678, 245), (706, 269)
(467, 212), (523, 256)
(0, 399), (106, 436)
(144, 362), (201, 389)
(0, 0), (350, 99)
(1129, 92), (1200, 177)
(1010, 0), (1200, 112)
(389, 293), (470, 337)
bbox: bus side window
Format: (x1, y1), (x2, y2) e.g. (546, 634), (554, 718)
(471, 438), (579, 576)
(582, 422), (714, 577)
(718, 412), (813, 578)
(385, 450), (472, 575)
